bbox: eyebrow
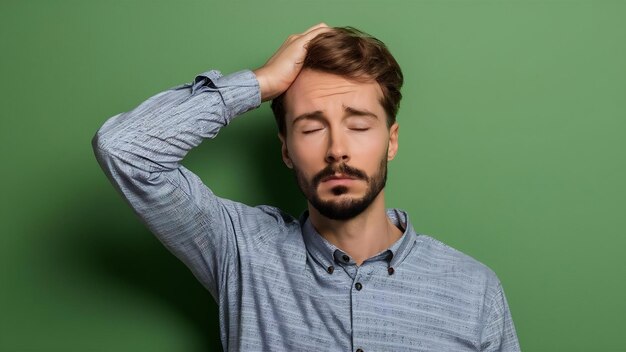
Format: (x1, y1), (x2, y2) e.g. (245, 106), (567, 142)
(292, 111), (325, 126)
(292, 106), (379, 126)
(345, 107), (379, 120)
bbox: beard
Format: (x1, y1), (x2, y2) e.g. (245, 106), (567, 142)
(293, 155), (388, 221)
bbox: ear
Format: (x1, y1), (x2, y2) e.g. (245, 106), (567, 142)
(387, 122), (399, 161)
(277, 133), (294, 168)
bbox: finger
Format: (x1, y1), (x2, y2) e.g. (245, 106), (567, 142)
(302, 22), (329, 35)
(286, 24), (329, 45)
(300, 25), (333, 43)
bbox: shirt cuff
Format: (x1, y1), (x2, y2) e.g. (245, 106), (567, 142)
(194, 69), (262, 121)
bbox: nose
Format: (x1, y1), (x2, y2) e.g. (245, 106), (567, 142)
(324, 129), (349, 164)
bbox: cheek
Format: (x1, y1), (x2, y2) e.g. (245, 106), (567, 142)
(353, 132), (388, 155)
(287, 139), (323, 175)
(354, 136), (389, 171)
(289, 135), (325, 160)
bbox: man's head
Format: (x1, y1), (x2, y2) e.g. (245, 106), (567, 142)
(272, 27), (404, 220)
(272, 27), (403, 136)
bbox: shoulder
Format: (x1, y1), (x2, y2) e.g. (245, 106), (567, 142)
(413, 234), (501, 289)
(217, 198), (298, 229)
(216, 200), (307, 267)
(216, 198), (302, 245)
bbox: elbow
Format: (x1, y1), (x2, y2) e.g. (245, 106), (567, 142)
(91, 114), (121, 159)
(91, 110), (127, 156)
(92, 113), (121, 155)
(91, 126), (114, 176)
(91, 126), (109, 156)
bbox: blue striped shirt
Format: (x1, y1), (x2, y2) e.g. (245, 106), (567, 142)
(92, 69), (521, 351)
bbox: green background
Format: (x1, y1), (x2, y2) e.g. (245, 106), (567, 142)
(1, 0), (624, 350)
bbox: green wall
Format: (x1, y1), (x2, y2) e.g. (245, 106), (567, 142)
(1, 0), (624, 351)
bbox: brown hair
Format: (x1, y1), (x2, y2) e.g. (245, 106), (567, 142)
(271, 26), (404, 135)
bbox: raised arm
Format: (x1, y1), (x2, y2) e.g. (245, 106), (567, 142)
(91, 24), (331, 298)
(92, 69), (261, 298)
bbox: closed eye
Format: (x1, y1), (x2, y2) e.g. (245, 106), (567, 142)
(302, 128), (323, 134)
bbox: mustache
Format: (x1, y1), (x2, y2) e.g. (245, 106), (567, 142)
(311, 163), (368, 186)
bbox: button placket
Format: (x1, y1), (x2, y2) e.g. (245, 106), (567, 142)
(351, 266), (370, 352)
(350, 269), (362, 352)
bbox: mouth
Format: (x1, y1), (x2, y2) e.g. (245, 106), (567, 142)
(321, 174), (359, 183)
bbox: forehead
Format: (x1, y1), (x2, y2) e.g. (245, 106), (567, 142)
(283, 69), (384, 121)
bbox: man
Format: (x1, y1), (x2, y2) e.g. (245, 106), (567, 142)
(93, 23), (521, 351)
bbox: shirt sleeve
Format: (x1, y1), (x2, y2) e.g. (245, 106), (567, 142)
(92, 69), (269, 299)
(480, 281), (522, 352)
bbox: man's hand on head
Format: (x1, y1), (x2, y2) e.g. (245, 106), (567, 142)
(254, 23), (332, 102)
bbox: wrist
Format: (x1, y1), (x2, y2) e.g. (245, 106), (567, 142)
(253, 68), (271, 102)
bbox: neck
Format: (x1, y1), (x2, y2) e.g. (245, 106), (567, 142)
(308, 190), (403, 266)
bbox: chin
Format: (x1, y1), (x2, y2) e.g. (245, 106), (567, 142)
(321, 195), (359, 205)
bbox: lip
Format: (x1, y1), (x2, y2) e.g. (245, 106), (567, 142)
(321, 174), (358, 183)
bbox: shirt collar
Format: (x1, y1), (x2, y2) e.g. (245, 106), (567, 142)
(300, 209), (418, 271)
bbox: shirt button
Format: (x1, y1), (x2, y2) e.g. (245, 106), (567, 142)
(327, 266), (334, 274)
(388, 267), (395, 275)
(356, 349), (364, 352)
(342, 254), (350, 262)
(355, 282), (363, 290)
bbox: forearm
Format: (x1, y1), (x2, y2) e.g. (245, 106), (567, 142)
(92, 69), (261, 178)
